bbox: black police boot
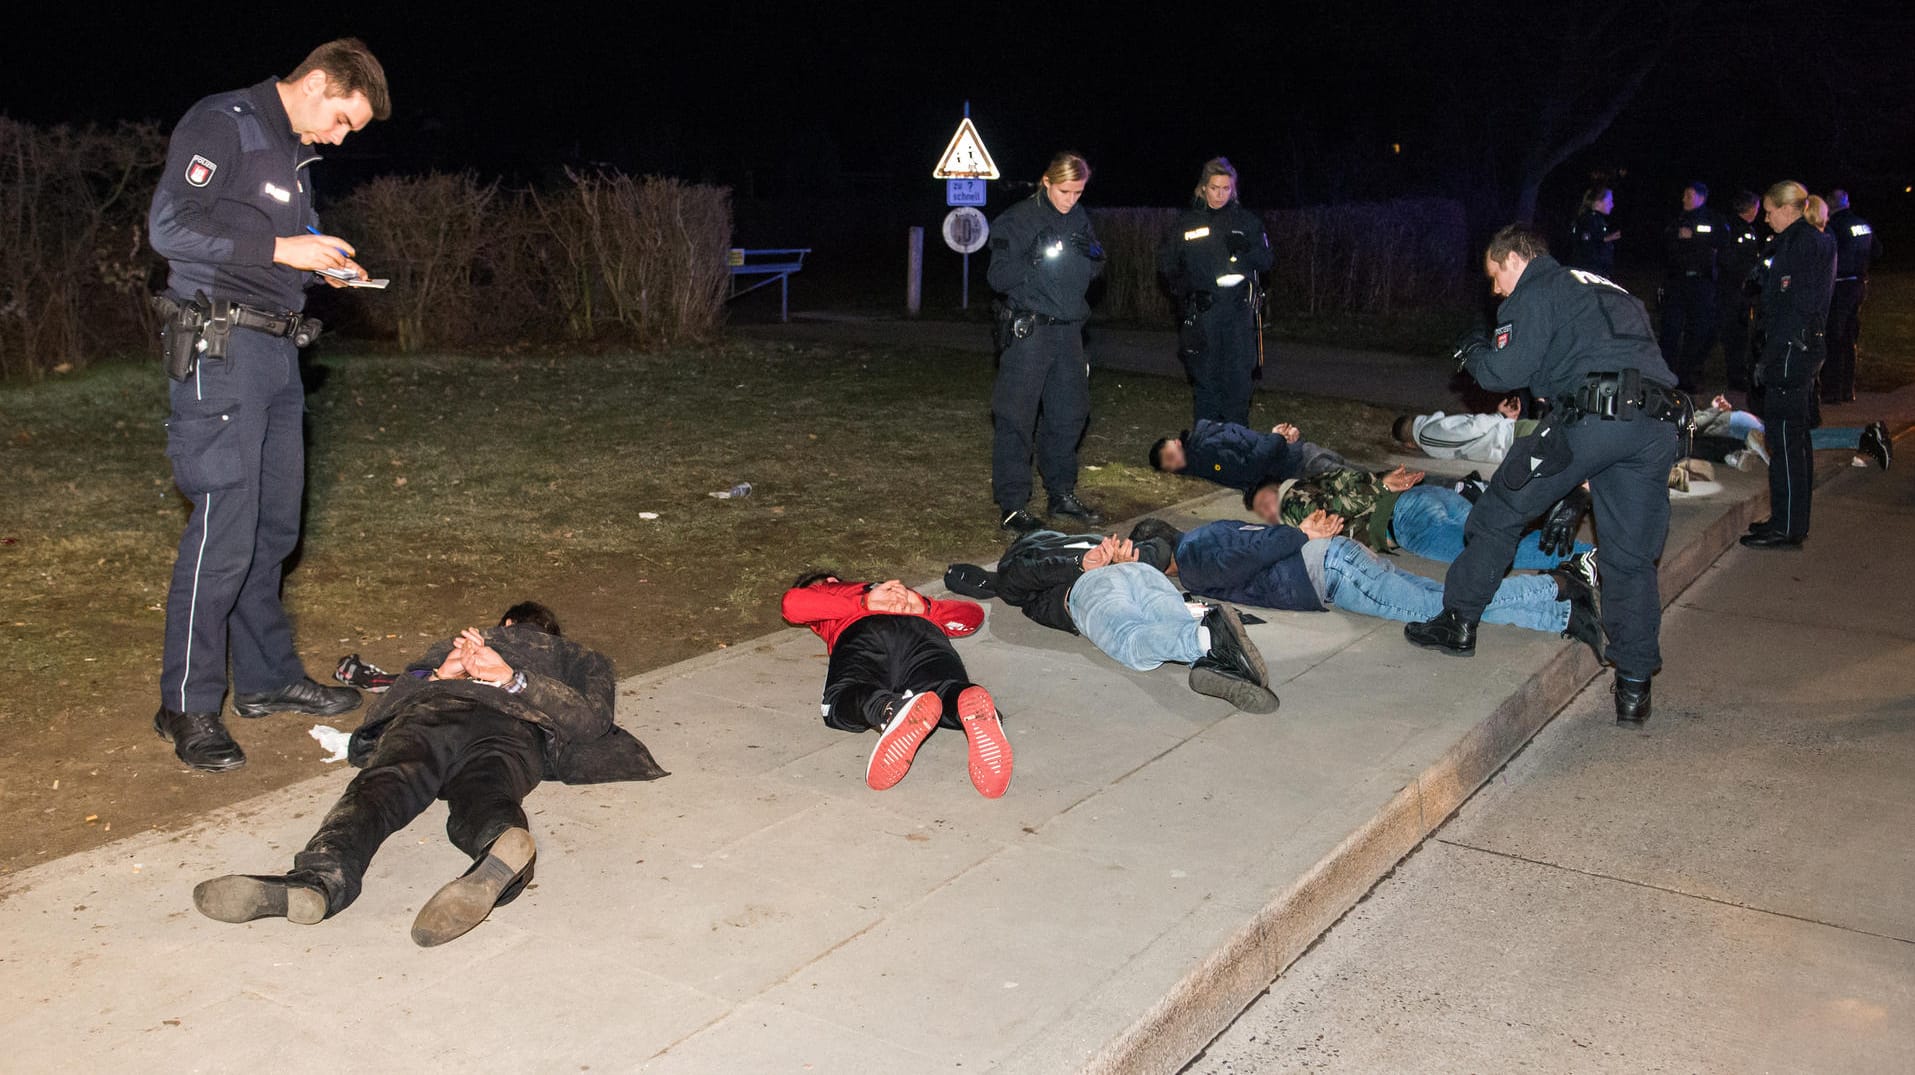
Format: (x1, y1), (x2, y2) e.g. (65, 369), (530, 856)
(1189, 605), (1279, 713)
(193, 874), (327, 925)
(153, 707), (246, 772)
(999, 508), (1043, 534)
(1404, 610), (1477, 656)
(411, 827), (537, 948)
(1739, 530), (1804, 550)
(232, 677), (361, 719)
(1047, 491), (1103, 527)
(1859, 421), (1892, 470)
(1613, 674), (1653, 725)
(1552, 563), (1606, 662)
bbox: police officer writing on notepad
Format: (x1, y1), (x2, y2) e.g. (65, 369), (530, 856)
(1405, 225), (1683, 725)
(986, 151), (1105, 533)
(147, 39), (390, 771)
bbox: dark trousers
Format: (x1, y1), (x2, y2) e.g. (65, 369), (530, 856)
(290, 705), (544, 916)
(161, 329), (308, 714)
(1762, 381), (1819, 540)
(1443, 416), (1680, 678)
(1824, 280), (1866, 402)
(992, 324), (1090, 513)
(1659, 276), (1718, 392)
(821, 616), (974, 733)
(1717, 289), (1756, 390)
(1189, 300), (1259, 427)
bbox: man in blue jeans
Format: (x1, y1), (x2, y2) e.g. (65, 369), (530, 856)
(1166, 512), (1601, 654)
(1247, 476), (1595, 570)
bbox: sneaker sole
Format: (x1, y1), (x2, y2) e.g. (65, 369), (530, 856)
(956, 686), (1012, 799)
(412, 827), (536, 948)
(866, 694), (942, 792)
(1211, 605), (1268, 685)
(194, 875), (326, 925)
(1189, 666), (1281, 713)
(232, 697), (362, 719)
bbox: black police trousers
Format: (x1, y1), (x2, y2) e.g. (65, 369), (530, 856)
(1189, 299), (1259, 428)
(992, 323), (1090, 513)
(1442, 415), (1680, 678)
(290, 704), (544, 916)
(1659, 276), (1717, 392)
(1824, 279), (1866, 402)
(1716, 286), (1756, 391)
(1762, 378), (1819, 540)
(821, 616), (975, 733)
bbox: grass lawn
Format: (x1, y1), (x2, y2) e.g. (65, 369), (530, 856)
(0, 338), (1401, 874)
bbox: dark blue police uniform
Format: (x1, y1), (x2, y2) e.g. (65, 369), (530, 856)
(149, 78), (328, 716)
(1716, 211), (1765, 390)
(1660, 204), (1728, 393)
(1823, 206), (1881, 403)
(1751, 218), (1837, 542)
(1158, 201), (1274, 426)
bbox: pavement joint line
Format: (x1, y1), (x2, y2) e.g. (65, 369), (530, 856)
(1669, 598), (1915, 641)
(1432, 837), (1915, 946)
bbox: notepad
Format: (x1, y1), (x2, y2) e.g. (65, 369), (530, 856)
(318, 267), (390, 289)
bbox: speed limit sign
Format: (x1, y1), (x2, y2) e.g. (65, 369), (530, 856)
(942, 208), (989, 254)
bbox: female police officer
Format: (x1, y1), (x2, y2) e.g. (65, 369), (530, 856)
(1157, 158), (1274, 426)
(1741, 180), (1836, 549)
(986, 151), (1105, 533)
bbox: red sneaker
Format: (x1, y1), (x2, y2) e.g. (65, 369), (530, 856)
(866, 693), (942, 791)
(957, 686), (1012, 799)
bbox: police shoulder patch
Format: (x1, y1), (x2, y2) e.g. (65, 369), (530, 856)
(1494, 322), (1514, 350)
(185, 155), (217, 187)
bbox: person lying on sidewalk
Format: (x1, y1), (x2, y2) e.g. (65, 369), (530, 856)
(1149, 417), (1360, 493)
(193, 601), (666, 947)
(947, 527), (1280, 713)
(1164, 512), (1602, 658)
(780, 572), (1011, 798)
(1392, 396), (1535, 464)
(1690, 395), (1890, 472)
(1246, 470), (1595, 569)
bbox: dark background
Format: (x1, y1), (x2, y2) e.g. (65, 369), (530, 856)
(8, 2), (1914, 282)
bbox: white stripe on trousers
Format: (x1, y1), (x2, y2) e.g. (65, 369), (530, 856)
(179, 492), (212, 712)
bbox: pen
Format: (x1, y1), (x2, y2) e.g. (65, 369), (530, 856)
(306, 225), (351, 258)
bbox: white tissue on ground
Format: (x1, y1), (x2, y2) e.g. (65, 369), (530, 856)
(309, 724), (351, 763)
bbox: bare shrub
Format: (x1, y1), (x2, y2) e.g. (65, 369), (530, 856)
(329, 173), (498, 352)
(1088, 208), (1179, 323)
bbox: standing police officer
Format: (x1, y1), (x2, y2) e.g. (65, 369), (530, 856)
(1659, 182), (1728, 394)
(147, 40), (391, 771)
(986, 151), (1105, 533)
(1405, 225), (1683, 724)
(1716, 191), (1766, 391)
(1566, 186), (1619, 276)
(1742, 181), (1837, 550)
(1823, 188), (1881, 404)
(1157, 158), (1274, 427)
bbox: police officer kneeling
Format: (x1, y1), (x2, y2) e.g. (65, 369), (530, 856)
(1405, 225), (1683, 724)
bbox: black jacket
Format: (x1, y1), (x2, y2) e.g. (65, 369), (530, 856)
(1181, 419), (1293, 491)
(1720, 213), (1766, 290)
(986, 193), (1104, 321)
(994, 530), (1105, 633)
(1467, 255), (1675, 402)
(149, 78), (323, 313)
(1157, 201), (1273, 311)
(1756, 218), (1837, 386)
(1566, 210), (1616, 276)
(348, 625), (668, 784)
(1664, 206), (1727, 278)
(1829, 208), (1881, 280)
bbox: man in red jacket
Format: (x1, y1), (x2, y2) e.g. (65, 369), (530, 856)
(781, 572), (1011, 798)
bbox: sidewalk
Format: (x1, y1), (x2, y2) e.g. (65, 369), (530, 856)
(1190, 444), (1915, 1073)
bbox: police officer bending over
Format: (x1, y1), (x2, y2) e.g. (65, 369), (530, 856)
(148, 39), (390, 771)
(1406, 225), (1683, 725)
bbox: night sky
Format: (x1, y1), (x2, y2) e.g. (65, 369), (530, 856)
(7, 3), (1915, 243)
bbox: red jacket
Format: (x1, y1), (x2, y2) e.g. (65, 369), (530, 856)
(780, 581), (984, 651)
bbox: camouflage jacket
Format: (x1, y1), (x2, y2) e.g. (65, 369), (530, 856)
(1271, 469), (1403, 552)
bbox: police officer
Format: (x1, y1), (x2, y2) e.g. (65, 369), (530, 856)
(147, 40), (391, 771)
(1405, 225), (1683, 725)
(986, 151), (1105, 533)
(1716, 191), (1766, 391)
(1659, 182), (1728, 394)
(1157, 157), (1275, 427)
(1566, 186), (1619, 276)
(1742, 181), (1836, 550)
(1823, 188), (1881, 403)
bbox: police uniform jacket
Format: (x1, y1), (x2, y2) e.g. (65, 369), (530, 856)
(347, 625), (668, 785)
(1469, 255), (1676, 402)
(1157, 201), (1274, 308)
(1567, 210), (1616, 275)
(1663, 206), (1727, 278)
(1829, 208), (1881, 281)
(149, 78), (324, 313)
(986, 193), (1104, 322)
(1181, 419), (1293, 491)
(1720, 214), (1765, 289)
(1173, 520), (1320, 612)
(1756, 218), (1837, 384)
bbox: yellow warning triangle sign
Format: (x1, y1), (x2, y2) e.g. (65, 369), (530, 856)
(933, 117), (1000, 180)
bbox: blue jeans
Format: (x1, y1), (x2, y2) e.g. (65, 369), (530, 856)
(1322, 537), (1567, 633)
(1810, 426), (1863, 451)
(1066, 562), (1206, 671)
(1390, 486), (1591, 570)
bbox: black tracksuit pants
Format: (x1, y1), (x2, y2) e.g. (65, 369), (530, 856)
(291, 704), (544, 916)
(821, 616), (975, 733)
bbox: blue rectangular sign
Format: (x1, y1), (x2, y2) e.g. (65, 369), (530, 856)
(946, 179), (987, 207)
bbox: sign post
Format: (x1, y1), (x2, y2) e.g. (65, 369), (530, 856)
(933, 103), (998, 310)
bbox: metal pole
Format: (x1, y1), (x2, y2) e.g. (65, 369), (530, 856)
(961, 251), (970, 310)
(906, 227), (924, 317)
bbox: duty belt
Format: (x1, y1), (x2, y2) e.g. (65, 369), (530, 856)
(152, 293), (309, 339)
(1014, 311), (1080, 326)
(1561, 372), (1689, 424)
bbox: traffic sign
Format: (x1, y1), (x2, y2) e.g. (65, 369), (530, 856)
(932, 117), (1000, 179)
(946, 179), (987, 207)
(942, 208), (989, 254)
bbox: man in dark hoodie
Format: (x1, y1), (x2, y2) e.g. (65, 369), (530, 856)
(191, 601), (666, 947)
(1149, 419), (1363, 492)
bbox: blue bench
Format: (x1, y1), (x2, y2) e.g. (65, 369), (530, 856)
(727, 247), (811, 322)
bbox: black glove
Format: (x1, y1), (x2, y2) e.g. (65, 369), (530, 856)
(1538, 486), (1592, 558)
(1028, 228), (1062, 265)
(1451, 330), (1490, 371)
(1070, 231), (1105, 261)
(1226, 230), (1253, 255)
